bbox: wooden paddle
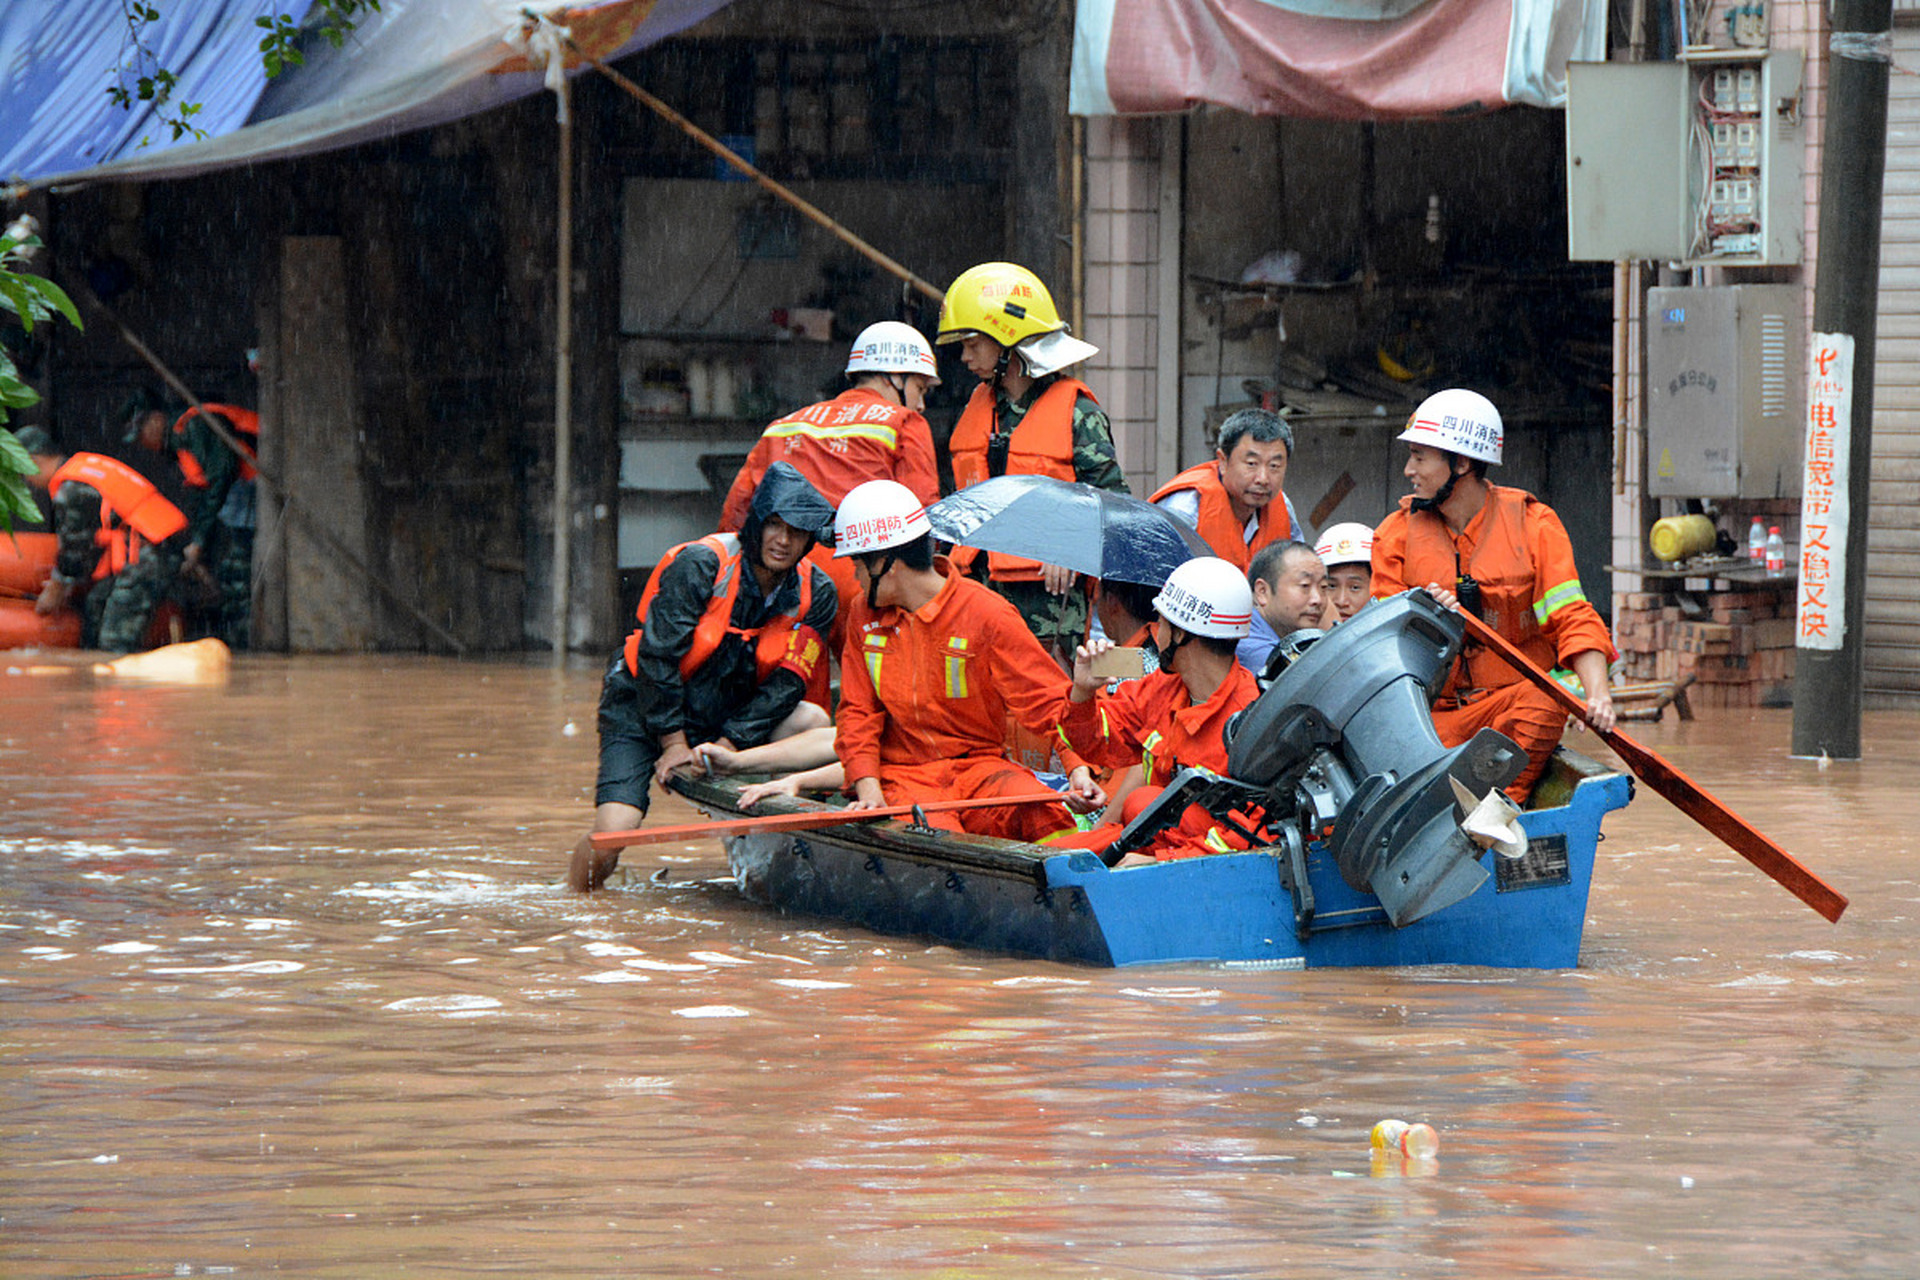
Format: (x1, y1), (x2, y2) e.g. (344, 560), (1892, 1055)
(590, 790), (1068, 852)
(1458, 610), (1848, 923)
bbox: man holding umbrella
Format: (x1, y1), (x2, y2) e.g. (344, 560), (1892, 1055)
(937, 262), (1127, 663)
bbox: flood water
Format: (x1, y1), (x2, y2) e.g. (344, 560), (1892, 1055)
(2, 654), (1915, 1277)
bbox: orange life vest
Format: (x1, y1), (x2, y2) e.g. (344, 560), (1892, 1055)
(47, 453), (188, 579)
(948, 377), (1092, 582)
(172, 404), (260, 485)
(622, 533), (823, 688)
(1148, 461), (1285, 571)
(1402, 486), (1554, 697)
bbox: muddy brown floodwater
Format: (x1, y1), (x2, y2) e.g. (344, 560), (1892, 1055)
(2, 654), (1917, 1278)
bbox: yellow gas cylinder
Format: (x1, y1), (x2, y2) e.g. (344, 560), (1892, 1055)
(1649, 514), (1716, 563)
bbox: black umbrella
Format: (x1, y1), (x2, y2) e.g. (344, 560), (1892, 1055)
(926, 475), (1211, 586)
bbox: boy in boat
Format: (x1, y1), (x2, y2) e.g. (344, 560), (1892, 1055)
(570, 462), (838, 891)
(830, 478), (1104, 840)
(1315, 522), (1376, 625)
(1371, 387), (1615, 801)
(1054, 556), (1265, 864)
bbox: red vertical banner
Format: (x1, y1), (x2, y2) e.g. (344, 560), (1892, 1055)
(1797, 333), (1853, 652)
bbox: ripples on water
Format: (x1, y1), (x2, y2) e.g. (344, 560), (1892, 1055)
(3, 656), (1918, 1277)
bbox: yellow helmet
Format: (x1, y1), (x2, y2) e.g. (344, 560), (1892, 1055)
(936, 262), (1067, 348)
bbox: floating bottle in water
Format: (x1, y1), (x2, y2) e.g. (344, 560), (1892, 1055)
(1370, 1118), (1439, 1158)
(1765, 526), (1787, 577)
(1748, 516), (1767, 562)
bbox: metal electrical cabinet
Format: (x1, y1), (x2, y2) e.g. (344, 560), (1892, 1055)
(1646, 284), (1802, 498)
(1566, 50), (1804, 266)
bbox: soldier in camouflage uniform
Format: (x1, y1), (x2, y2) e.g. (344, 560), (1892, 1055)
(937, 262), (1128, 664)
(125, 390), (258, 649)
(14, 425), (188, 652)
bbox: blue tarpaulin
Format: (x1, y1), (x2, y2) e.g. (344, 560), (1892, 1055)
(2, 0), (730, 189)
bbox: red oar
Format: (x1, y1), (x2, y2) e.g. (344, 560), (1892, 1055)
(1459, 610), (1848, 923)
(589, 790), (1067, 852)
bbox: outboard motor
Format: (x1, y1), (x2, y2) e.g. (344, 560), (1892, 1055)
(1221, 590), (1529, 926)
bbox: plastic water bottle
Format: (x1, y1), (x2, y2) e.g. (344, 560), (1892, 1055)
(1370, 1118), (1440, 1157)
(1765, 526), (1786, 577)
(1747, 517), (1767, 562)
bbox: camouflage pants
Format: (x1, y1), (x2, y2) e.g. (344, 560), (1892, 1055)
(87, 543), (185, 653)
(992, 578), (1092, 662)
(208, 524), (253, 650)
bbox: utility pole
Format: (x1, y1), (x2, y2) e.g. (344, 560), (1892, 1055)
(1792, 0), (1894, 759)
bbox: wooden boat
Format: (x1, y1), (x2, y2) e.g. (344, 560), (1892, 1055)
(671, 748), (1631, 970)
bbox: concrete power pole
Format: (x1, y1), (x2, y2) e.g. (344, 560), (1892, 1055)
(1791, 0), (1895, 759)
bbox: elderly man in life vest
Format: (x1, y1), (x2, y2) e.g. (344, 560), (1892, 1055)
(937, 262), (1128, 664)
(831, 478), (1105, 841)
(1371, 388), (1615, 802)
(14, 425), (189, 652)
(570, 462), (838, 891)
(1150, 408), (1306, 571)
(125, 387), (260, 649)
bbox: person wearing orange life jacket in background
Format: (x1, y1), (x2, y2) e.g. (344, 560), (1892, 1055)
(831, 478), (1105, 841)
(719, 321), (941, 663)
(1053, 557), (1265, 865)
(125, 386), (260, 649)
(14, 425), (189, 652)
(1150, 408), (1307, 571)
(1371, 388), (1616, 803)
(570, 462), (839, 891)
(937, 262), (1128, 666)
(1315, 522), (1376, 625)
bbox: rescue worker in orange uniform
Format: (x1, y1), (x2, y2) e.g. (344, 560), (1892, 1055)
(16, 425), (190, 652)
(1315, 521), (1376, 625)
(720, 321), (941, 656)
(1371, 388), (1616, 802)
(1150, 407), (1305, 571)
(1055, 557), (1265, 864)
(937, 263), (1127, 662)
(571, 463), (838, 891)
(832, 479), (1104, 842)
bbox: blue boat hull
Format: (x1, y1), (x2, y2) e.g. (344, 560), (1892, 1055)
(691, 751), (1633, 969)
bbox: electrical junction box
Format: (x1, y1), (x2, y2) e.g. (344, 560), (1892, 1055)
(1566, 50), (1804, 266)
(1646, 284), (1802, 498)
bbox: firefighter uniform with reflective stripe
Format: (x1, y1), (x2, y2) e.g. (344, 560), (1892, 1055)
(721, 388), (938, 529)
(835, 557), (1078, 843)
(1054, 662), (1263, 860)
(1371, 484), (1614, 800)
(1148, 461), (1305, 570)
(720, 386), (938, 658)
(597, 533), (836, 812)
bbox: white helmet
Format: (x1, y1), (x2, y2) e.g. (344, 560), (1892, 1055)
(846, 321), (940, 384)
(1397, 387), (1503, 465)
(1152, 557), (1254, 639)
(833, 479), (931, 557)
(1315, 522), (1376, 569)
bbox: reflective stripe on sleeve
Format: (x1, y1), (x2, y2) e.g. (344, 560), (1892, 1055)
(1533, 579), (1588, 624)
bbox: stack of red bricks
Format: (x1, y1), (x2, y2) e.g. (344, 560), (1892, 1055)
(1612, 590), (1796, 709)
